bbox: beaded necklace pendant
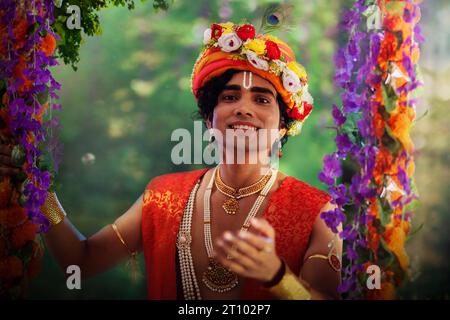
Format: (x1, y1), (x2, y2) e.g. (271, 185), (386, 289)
(202, 258), (239, 293)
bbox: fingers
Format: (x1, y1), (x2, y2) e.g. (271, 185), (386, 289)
(0, 154), (17, 167)
(213, 220), (280, 282)
(0, 142), (22, 170)
(215, 232), (259, 269)
(214, 246), (248, 276)
(225, 231), (262, 262)
(238, 229), (273, 253)
(0, 166), (21, 176)
(0, 132), (10, 143)
(0, 144), (22, 175)
(214, 238), (250, 276)
(250, 218), (275, 239)
(0, 144), (12, 156)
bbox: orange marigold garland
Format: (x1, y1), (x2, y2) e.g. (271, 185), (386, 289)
(369, 0), (422, 298)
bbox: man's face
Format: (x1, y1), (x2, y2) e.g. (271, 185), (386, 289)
(206, 71), (286, 163)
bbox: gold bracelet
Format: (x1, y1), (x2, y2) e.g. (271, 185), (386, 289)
(268, 263), (312, 300)
(41, 192), (66, 226)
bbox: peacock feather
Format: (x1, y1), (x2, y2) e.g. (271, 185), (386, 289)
(257, 2), (295, 34)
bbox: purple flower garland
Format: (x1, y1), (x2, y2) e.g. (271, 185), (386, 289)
(1, 0), (61, 233)
(319, 0), (375, 297)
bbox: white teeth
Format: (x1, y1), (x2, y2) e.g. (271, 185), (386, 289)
(231, 125), (257, 130)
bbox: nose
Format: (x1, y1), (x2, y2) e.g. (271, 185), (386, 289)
(233, 97), (254, 118)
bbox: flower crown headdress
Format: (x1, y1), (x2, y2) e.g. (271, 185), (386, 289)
(191, 21), (313, 136)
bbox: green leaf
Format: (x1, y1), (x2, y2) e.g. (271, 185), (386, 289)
(36, 86), (49, 105)
(386, 1), (406, 16)
(382, 83), (398, 113)
(377, 197), (393, 227)
(11, 145), (26, 166)
(383, 125), (401, 156)
(53, 21), (67, 44)
(405, 196), (420, 212)
(153, 0), (170, 11)
(37, 152), (54, 172)
(364, 0), (377, 7)
(378, 237), (396, 266)
(19, 194), (27, 207)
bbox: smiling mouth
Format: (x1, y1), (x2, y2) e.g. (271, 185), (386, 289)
(228, 124), (259, 131)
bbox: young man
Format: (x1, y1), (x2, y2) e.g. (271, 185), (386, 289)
(0, 22), (342, 300)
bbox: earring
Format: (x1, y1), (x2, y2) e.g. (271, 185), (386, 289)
(205, 131), (216, 153)
(277, 139), (283, 158)
(270, 138), (282, 158)
(208, 129), (215, 144)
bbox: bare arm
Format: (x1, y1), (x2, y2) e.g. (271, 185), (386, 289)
(300, 201), (343, 300)
(1, 140), (144, 279)
(43, 193), (143, 279)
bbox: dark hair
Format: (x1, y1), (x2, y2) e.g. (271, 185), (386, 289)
(195, 69), (294, 147)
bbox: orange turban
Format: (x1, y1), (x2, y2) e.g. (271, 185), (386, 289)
(191, 22), (314, 136)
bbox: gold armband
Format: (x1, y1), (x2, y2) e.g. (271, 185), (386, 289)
(111, 222), (140, 282)
(268, 260), (312, 300)
(303, 237), (342, 272)
(41, 192), (66, 226)
(304, 253), (342, 272)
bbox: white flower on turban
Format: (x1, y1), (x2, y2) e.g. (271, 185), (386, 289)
(203, 28), (212, 45)
(245, 50), (269, 71)
(218, 32), (242, 52)
(301, 87), (314, 104)
(282, 68), (302, 93)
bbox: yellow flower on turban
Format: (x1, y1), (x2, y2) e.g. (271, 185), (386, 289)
(220, 22), (235, 34)
(244, 38), (266, 56)
(287, 61), (307, 81)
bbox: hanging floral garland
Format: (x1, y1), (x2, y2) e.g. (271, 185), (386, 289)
(0, 0), (169, 299)
(319, 0), (422, 299)
(0, 0), (59, 299)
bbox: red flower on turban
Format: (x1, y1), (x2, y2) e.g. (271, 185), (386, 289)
(288, 102), (313, 121)
(236, 24), (255, 41)
(265, 40), (281, 60)
(211, 24), (223, 40)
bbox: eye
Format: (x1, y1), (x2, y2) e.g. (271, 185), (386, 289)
(256, 96), (270, 104)
(221, 94), (238, 102)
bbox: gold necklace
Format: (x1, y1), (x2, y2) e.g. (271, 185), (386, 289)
(214, 167), (272, 215)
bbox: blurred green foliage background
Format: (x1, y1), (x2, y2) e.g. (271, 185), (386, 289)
(27, 0), (449, 299)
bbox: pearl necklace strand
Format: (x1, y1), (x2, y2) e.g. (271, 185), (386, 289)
(177, 181), (202, 300)
(177, 166), (278, 299)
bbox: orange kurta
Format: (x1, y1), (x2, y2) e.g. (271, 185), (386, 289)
(141, 168), (331, 299)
